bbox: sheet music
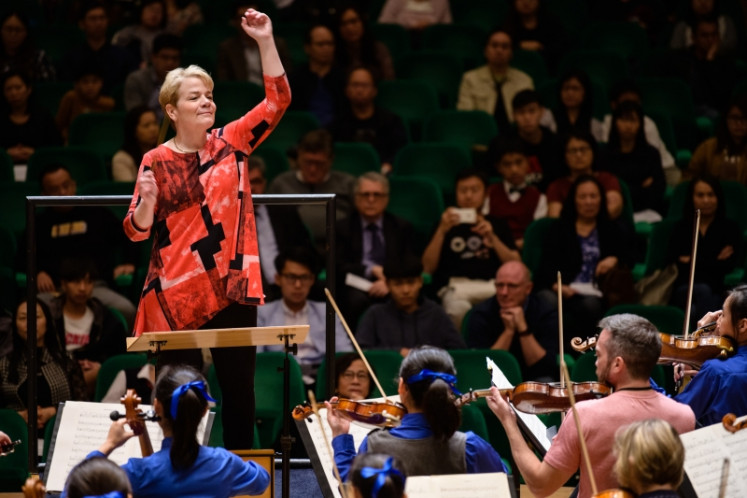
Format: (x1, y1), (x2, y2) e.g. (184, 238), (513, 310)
(44, 401), (211, 492)
(680, 416), (747, 498)
(487, 358), (552, 452)
(405, 472), (511, 498)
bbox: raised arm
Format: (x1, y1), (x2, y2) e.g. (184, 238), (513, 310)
(241, 9), (284, 77)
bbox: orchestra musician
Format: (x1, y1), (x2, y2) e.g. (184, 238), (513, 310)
(347, 453), (407, 498)
(613, 418), (685, 498)
(675, 284), (747, 426)
(90, 365), (270, 497)
(122, 7), (290, 450)
(487, 314), (695, 498)
(326, 346), (507, 482)
(62, 457), (132, 498)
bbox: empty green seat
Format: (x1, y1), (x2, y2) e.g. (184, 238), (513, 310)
(68, 112), (127, 162)
(27, 146), (107, 187)
(395, 51), (464, 108)
(333, 142), (381, 177)
(392, 142), (471, 205)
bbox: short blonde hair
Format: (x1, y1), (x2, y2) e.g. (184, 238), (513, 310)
(614, 419), (685, 492)
(158, 65), (214, 111)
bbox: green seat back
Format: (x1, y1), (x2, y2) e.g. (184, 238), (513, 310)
(213, 81), (265, 123)
(394, 51), (464, 108)
(370, 23), (411, 57)
(423, 110), (499, 150)
(333, 142), (381, 177)
(522, 217), (558, 281)
(558, 49), (630, 97)
(387, 176), (445, 252)
(392, 142), (471, 206)
(605, 304), (685, 335)
(253, 144), (290, 185)
(27, 146), (108, 188)
(254, 352), (305, 448)
(0, 149), (14, 183)
(261, 111), (320, 154)
(94, 353), (149, 401)
(68, 112), (127, 163)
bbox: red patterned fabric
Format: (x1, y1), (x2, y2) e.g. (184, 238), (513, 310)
(124, 74), (291, 335)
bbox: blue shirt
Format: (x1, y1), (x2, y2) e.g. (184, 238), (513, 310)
(85, 438), (270, 498)
(331, 413), (507, 481)
(675, 344), (747, 426)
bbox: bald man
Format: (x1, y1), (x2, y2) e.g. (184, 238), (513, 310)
(466, 261), (559, 381)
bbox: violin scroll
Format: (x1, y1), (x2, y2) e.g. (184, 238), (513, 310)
(22, 475), (45, 498)
(722, 413), (747, 433)
(571, 336), (597, 353)
(121, 389), (154, 456)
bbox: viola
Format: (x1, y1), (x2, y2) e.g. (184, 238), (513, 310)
(293, 398), (407, 428)
(113, 389), (157, 456)
(722, 413), (747, 433)
(456, 381), (611, 415)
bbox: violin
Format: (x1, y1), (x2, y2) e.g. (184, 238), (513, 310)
(722, 413), (747, 433)
(592, 490), (634, 498)
(112, 389), (158, 456)
(456, 381), (611, 415)
(22, 476), (45, 498)
(293, 398), (406, 427)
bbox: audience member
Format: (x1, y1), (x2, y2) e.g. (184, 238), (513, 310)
(288, 24), (345, 127)
(21, 163), (138, 326)
(59, 1), (139, 93)
(422, 169), (520, 329)
(599, 79), (677, 185)
(347, 453), (406, 498)
(112, 105), (160, 181)
(329, 67), (407, 175)
(539, 176), (635, 339)
(334, 353), (373, 400)
(685, 96), (747, 184)
(487, 314), (694, 498)
(487, 137), (547, 249)
(164, 0), (203, 36)
(378, 0), (451, 32)
(334, 5), (395, 81)
(503, 0), (568, 72)
(268, 129), (356, 257)
(504, 89), (563, 190)
(0, 300), (86, 429)
(668, 176), (739, 330)
(0, 70), (62, 164)
(258, 247), (352, 385)
(63, 457), (133, 498)
(541, 69), (603, 139)
(56, 64), (115, 143)
(248, 156), (312, 302)
(467, 261), (558, 381)
(49, 258), (127, 397)
(336, 172), (417, 329)
(357, 258), (466, 356)
(112, 0), (168, 67)
(670, 0), (738, 52)
(613, 419), (685, 498)
(457, 28), (533, 135)
(100, 362), (156, 404)
(91, 365), (270, 496)
(601, 100), (666, 222)
(123, 33), (183, 119)
(0, 10), (56, 82)
(546, 130), (623, 219)
(216, 1), (291, 85)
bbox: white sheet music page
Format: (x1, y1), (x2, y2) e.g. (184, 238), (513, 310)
(680, 415), (747, 497)
(487, 357), (552, 452)
(44, 401), (210, 492)
(405, 472), (511, 498)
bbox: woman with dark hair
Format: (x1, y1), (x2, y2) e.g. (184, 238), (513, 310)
(538, 175), (633, 338)
(546, 130), (623, 219)
(676, 284), (747, 426)
(542, 69), (603, 139)
(334, 352), (373, 401)
(63, 457), (132, 498)
(602, 99), (666, 219)
(91, 365), (270, 497)
(502, 0), (567, 72)
(348, 453), (406, 498)
(327, 346), (507, 481)
(0, 300), (86, 430)
(686, 96), (747, 184)
(112, 105), (159, 181)
(334, 4), (394, 81)
(0, 10), (56, 82)
(668, 176), (740, 328)
(0, 69), (62, 163)
(112, 0), (168, 66)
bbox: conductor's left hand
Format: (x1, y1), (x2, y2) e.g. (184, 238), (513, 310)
(241, 9), (273, 41)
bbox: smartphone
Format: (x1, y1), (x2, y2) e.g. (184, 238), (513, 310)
(452, 208), (477, 224)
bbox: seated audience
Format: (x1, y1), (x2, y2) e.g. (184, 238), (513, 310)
(0, 300), (86, 429)
(56, 64), (115, 142)
(378, 0), (452, 31)
(357, 258), (466, 356)
(503, 0), (568, 72)
(467, 262), (559, 382)
(670, 0), (738, 52)
(423, 169), (520, 329)
(540, 69), (603, 139)
(334, 5), (395, 81)
(258, 247), (352, 385)
(487, 137), (547, 249)
(457, 28), (533, 135)
(329, 66), (408, 174)
(112, 0), (167, 67)
(685, 96), (747, 184)
(0, 10), (56, 82)
(112, 105), (160, 181)
(333, 352), (374, 401)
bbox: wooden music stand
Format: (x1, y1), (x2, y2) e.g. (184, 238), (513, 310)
(127, 324), (309, 498)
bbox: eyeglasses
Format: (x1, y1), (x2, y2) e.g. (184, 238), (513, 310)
(566, 145), (591, 155)
(727, 114), (747, 124)
(356, 192), (388, 199)
(341, 371), (368, 381)
(280, 273), (314, 283)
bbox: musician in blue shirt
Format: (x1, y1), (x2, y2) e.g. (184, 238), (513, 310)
(327, 346), (507, 481)
(676, 285), (747, 426)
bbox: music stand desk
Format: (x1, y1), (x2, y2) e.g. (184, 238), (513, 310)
(126, 325), (309, 352)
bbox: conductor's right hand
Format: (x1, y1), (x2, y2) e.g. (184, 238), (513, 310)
(325, 396), (350, 438)
(138, 170), (158, 207)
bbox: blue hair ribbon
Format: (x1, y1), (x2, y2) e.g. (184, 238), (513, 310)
(170, 380), (216, 419)
(359, 457), (405, 498)
(83, 492), (125, 498)
(406, 369), (461, 395)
